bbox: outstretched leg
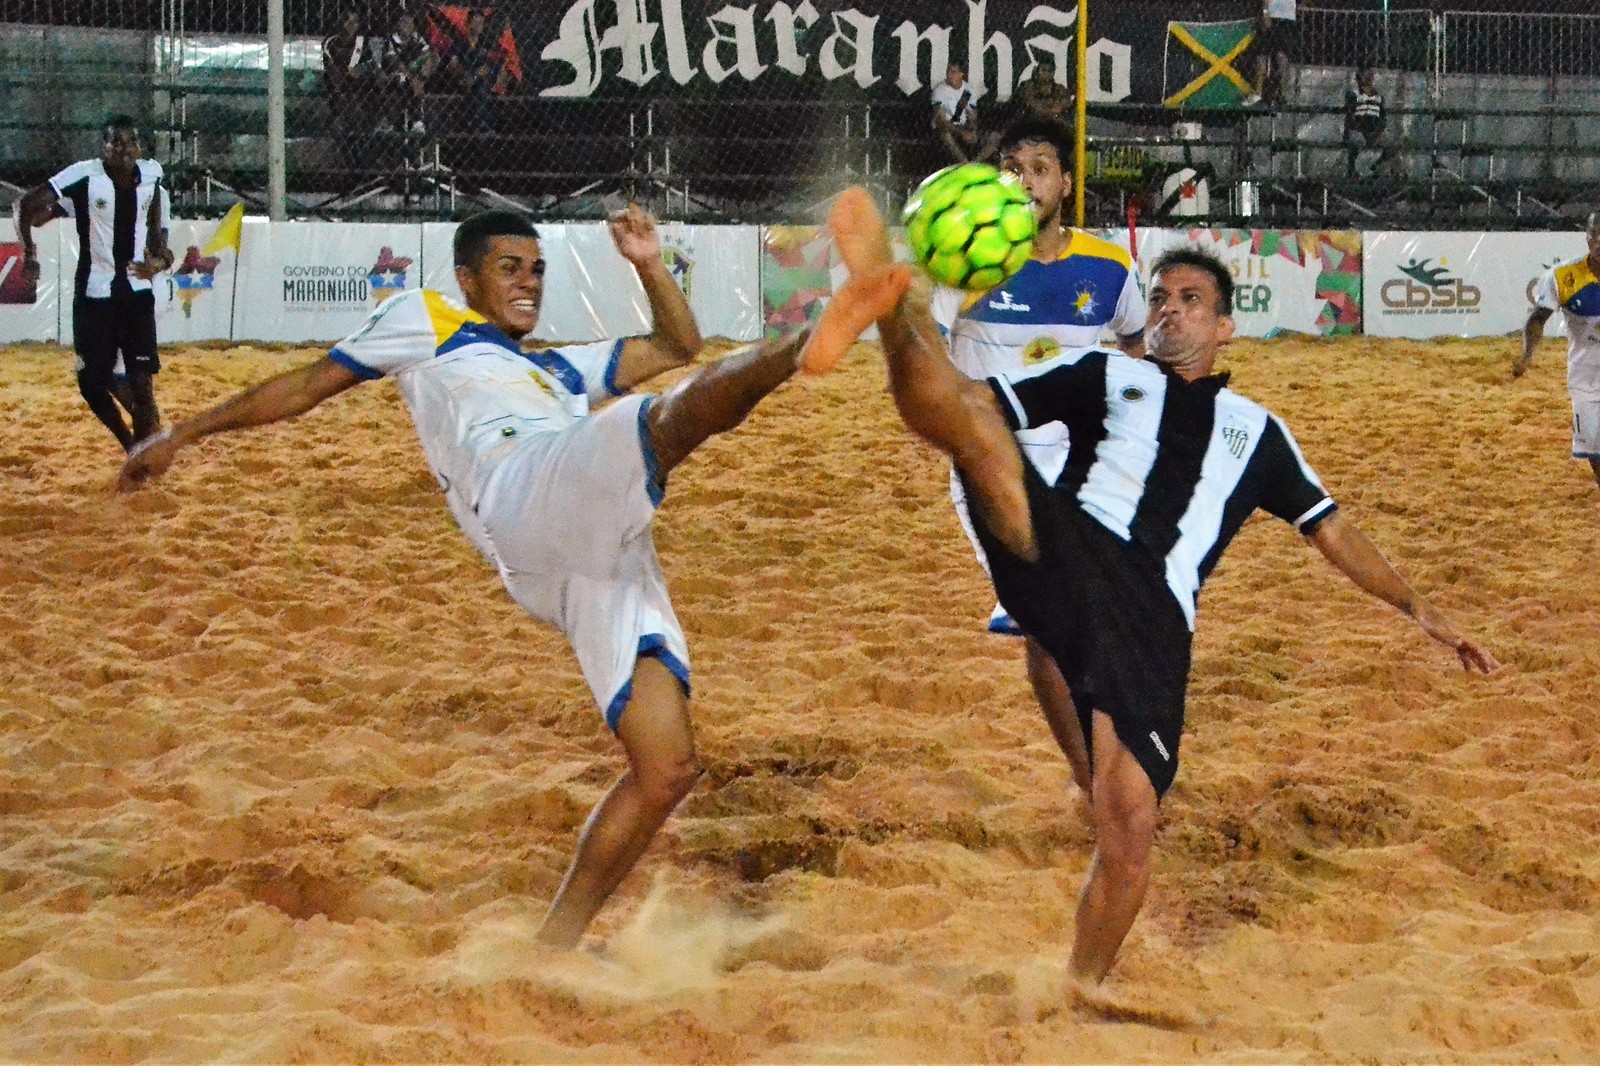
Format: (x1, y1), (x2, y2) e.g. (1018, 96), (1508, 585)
(1071, 709), (1159, 983)
(538, 656), (701, 949)
(645, 329), (807, 479)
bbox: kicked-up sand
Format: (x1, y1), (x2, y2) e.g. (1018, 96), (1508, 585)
(1, 333), (1597, 1063)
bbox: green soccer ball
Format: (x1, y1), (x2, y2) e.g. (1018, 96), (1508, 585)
(901, 163), (1036, 291)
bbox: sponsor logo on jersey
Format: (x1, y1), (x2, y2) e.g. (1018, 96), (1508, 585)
(988, 289), (1031, 313)
(1120, 385), (1146, 402)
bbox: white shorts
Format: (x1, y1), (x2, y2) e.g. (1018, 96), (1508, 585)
(476, 394), (690, 729)
(1572, 392), (1600, 460)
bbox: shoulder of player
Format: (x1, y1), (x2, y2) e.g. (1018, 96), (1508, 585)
(51, 158), (102, 188)
(137, 159), (165, 183)
(1059, 229), (1133, 270)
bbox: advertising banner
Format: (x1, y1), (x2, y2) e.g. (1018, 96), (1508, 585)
(156, 218), (241, 345)
(1363, 231), (1589, 340)
(233, 221), (424, 343)
(422, 220), (759, 343)
(0, 220), (61, 344)
(1139, 228), (1364, 338)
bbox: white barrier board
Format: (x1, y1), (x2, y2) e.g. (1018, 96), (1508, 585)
(233, 221), (424, 343)
(1364, 231), (1588, 339)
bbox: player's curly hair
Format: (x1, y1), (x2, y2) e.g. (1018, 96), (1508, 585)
(1150, 247), (1235, 316)
(453, 209), (539, 269)
(997, 116), (1073, 168)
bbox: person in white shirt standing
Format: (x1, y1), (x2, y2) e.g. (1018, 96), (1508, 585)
(1245, 0), (1298, 107)
(1515, 212), (1600, 494)
(19, 115), (173, 451)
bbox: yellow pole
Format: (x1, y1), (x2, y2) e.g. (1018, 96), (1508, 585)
(1074, 0), (1089, 227)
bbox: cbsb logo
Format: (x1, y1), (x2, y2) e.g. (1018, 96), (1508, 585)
(1380, 257), (1481, 313)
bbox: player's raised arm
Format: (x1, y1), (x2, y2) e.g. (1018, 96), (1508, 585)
(1305, 510), (1498, 673)
(117, 356), (362, 491)
(607, 205), (703, 392)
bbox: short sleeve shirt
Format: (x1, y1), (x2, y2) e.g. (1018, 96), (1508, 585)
(1533, 256), (1600, 396)
(329, 288), (626, 541)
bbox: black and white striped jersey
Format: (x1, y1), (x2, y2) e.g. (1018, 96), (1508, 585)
(987, 346), (1337, 630)
(49, 158), (168, 299)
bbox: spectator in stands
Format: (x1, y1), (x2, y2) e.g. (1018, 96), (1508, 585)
(1014, 58), (1073, 126)
(441, 8), (508, 134)
(321, 9), (376, 121)
(377, 9), (435, 136)
(1343, 64), (1396, 179)
(1244, 0), (1297, 107)
(932, 62), (987, 165)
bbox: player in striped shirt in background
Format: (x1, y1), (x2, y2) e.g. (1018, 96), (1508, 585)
(18, 115), (173, 452)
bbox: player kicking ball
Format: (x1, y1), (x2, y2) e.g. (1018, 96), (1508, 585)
(117, 205), (901, 949)
(825, 186), (1496, 984)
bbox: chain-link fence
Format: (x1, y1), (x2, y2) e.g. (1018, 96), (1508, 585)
(2, 1), (1597, 227)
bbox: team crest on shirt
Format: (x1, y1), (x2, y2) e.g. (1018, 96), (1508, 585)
(94, 198), (108, 210)
(1221, 419), (1252, 458)
(1120, 385), (1145, 402)
(1023, 337), (1060, 366)
(1071, 286), (1099, 321)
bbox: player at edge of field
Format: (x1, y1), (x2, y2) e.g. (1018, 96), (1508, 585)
(18, 115), (173, 451)
(1515, 211), (1600, 495)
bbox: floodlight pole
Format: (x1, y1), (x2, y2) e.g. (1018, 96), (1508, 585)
(1074, 0), (1088, 227)
(267, 0), (286, 220)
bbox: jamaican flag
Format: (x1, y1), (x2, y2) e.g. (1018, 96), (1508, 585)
(1162, 19), (1256, 109)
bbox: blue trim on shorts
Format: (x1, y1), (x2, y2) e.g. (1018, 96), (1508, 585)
(604, 635), (692, 732)
(1574, 452), (1600, 460)
(988, 611), (1024, 636)
(328, 347), (383, 380)
(636, 394), (665, 506)
(603, 337), (629, 397)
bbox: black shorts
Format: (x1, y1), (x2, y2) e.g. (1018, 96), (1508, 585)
(1260, 17), (1299, 59)
(962, 459), (1193, 799)
(73, 287), (159, 378)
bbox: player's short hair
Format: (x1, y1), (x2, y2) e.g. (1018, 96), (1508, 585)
(998, 117), (1072, 170)
(1150, 247), (1235, 316)
(102, 115), (138, 141)
(453, 210), (539, 269)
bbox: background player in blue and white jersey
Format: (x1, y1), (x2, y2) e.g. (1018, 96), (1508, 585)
(18, 116), (173, 451)
(837, 200), (1498, 982)
(118, 207), (821, 950)
(1515, 212), (1600, 494)
(931, 118), (1148, 795)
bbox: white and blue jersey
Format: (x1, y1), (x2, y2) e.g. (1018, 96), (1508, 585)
(329, 288), (688, 724)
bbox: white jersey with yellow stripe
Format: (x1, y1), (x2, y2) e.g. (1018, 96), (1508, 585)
(329, 288), (625, 557)
(1534, 255), (1600, 396)
(932, 228), (1147, 381)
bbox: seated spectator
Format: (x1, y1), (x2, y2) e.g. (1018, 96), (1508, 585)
(1015, 59), (1073, 125)
(1343, 64), (1396, 178)
(321, 9), (377, 121)
(377, 10), (435, 136)
(441, 9), (509, 134)
(932, 62), (983, 164)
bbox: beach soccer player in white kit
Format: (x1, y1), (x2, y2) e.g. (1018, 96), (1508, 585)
(118, 206), (895, 948)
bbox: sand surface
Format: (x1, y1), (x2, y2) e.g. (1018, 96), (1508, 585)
(1, 334), (1598, 1063)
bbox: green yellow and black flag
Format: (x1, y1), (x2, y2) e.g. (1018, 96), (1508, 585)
(1162, 19), (1256, 108)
